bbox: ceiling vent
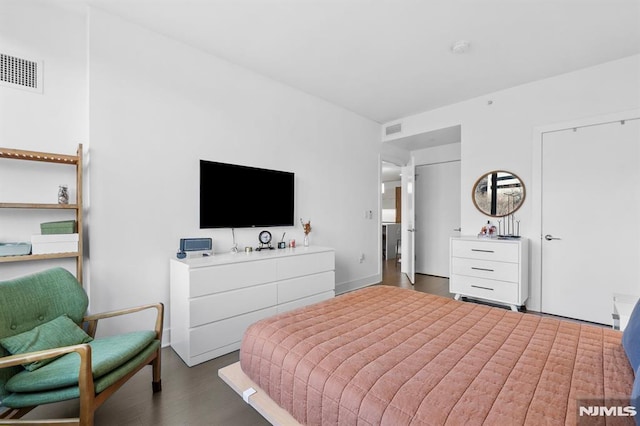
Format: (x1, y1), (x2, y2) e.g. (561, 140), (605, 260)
(385, 123), (402, 136)
(0, 53), (43, 93)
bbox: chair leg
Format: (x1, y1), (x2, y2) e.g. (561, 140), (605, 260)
(152, 350), (162, 393)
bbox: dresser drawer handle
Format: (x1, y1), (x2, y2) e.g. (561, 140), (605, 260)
(471, 285), (494, 291)
(471, 249), (494, 253)
(471, 267), (494, 272)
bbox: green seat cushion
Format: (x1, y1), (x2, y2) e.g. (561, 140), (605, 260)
(5, 330), (156, 393)
(0, 315), (93, 371)
(1, 339), (160, 408)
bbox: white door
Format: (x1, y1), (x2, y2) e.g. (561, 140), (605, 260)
(541, 119), (640, 325)
(415, 161), (461, 277)
(401, 157), (416, 284)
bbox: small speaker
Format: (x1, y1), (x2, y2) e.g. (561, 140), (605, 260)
(178, 238), (213, 258)
(180, 238), (212, 252)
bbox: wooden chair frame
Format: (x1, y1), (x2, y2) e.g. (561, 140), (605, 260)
(0, 302), (164, 426)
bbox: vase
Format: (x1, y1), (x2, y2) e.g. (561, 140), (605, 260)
(304, 234), (309, 247)
(58, 185), (69, 204)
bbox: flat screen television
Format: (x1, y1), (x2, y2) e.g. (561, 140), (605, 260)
(200, 160), (295, 228)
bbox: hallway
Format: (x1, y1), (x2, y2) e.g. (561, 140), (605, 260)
(380, 258), (452, 299)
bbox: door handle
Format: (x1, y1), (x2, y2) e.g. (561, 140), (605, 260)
(408, 228), (416, 232)
(544, 234), (561, 241)
(453, 228), (461, 232)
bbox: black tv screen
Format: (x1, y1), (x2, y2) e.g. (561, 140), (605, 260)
(200, 160), (295, 228)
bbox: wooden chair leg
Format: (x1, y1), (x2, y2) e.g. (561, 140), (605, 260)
(152, 351), (162, 393)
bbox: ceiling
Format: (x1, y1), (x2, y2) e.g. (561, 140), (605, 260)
(55, 0), (640, 124)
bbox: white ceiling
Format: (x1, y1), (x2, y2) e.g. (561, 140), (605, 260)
(56, 0), (640, 124)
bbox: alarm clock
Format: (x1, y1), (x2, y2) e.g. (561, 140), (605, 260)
(256, 230), (274, 251)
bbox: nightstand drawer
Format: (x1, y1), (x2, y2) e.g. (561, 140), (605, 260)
(450, 274), (519, 304)
(452, 239), (519, 263)
(451, 257), (519, 282)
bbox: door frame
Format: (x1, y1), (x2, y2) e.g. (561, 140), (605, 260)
(400, 157), (416, 283)
(530, 108), (640, 312)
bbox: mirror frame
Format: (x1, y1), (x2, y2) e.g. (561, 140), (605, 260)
(472, 170), (526, 217)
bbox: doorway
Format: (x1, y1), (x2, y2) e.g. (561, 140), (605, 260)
(381, 124), (462, 284)
(415, 160), (461, 277)
(381, 161), (402, 260)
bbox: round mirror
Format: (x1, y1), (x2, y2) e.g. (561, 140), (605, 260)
(472, 170), (525, 217)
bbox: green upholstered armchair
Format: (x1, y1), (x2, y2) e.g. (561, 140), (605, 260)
(0, 267), (163, 425)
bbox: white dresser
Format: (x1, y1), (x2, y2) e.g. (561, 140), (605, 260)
(450, 237), (528, 311)
(169, 246), (335, 366)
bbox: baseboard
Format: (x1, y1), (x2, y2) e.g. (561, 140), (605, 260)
(335, 273), (381, 295)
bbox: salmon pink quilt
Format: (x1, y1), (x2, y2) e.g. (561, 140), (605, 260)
(240, 286), (634, 425)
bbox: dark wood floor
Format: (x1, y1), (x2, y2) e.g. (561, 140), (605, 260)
(23, 259), (595, 425)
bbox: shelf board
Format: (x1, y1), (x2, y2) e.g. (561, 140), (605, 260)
(0, 147), (79, 164)
(0, 203), (79, 209)
(0, 252), (80, 263)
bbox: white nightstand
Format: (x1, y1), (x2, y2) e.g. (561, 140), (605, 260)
(450, 236), (528, 312)
(613, 293), (639, 331)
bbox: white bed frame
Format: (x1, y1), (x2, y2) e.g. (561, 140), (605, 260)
(218, 362), (302, 426)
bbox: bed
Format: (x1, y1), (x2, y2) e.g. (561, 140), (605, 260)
(219, 286), (638, 425)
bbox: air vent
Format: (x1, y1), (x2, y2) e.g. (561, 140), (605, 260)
(385, 123), (402, 136)
(0, 53), (43, 93)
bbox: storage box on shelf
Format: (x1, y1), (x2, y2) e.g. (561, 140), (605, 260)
(0, 145), (83, 283)
(169, 246), (335, 366)
(0, 243), (31, 257)
(40, 220), (76, 234)
(31, 233), (79, 255)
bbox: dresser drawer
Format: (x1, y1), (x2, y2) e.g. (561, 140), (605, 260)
(278, 271), (335, 304)
(451, 257), (519, 282)
(190, 282), (277, 327)
(452, 239), (519, 263)
(276, 251), (335, 280)
(450, 274), (520, 304)
(190, 260), (277, 297)
(189, 306), (278, 357)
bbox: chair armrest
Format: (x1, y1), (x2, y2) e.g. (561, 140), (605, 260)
(0, 344), (91, 370)
(0, 344), (94, 424)
(83, 302), (164, 340)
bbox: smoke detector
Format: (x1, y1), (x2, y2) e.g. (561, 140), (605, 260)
(450, 40), (471, 54)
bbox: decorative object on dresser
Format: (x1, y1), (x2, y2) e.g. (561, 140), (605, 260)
(300, 219), (311, 247)
(169, 246), (335, 367)
(277, 232), (287, 249)
(0, 145), (84, 283)
(450, 236), (528, 311)
(256, 230), (274, 251)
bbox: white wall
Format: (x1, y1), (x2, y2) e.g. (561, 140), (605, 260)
(87, 9), (382, 336)
(413, 143), (461, 166)
(383, 54), (640, 310)
(1, 4), (382, 341)
(0, 0), (87, 280)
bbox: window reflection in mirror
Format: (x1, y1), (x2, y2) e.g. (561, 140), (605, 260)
(472, 171), (525, 217)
